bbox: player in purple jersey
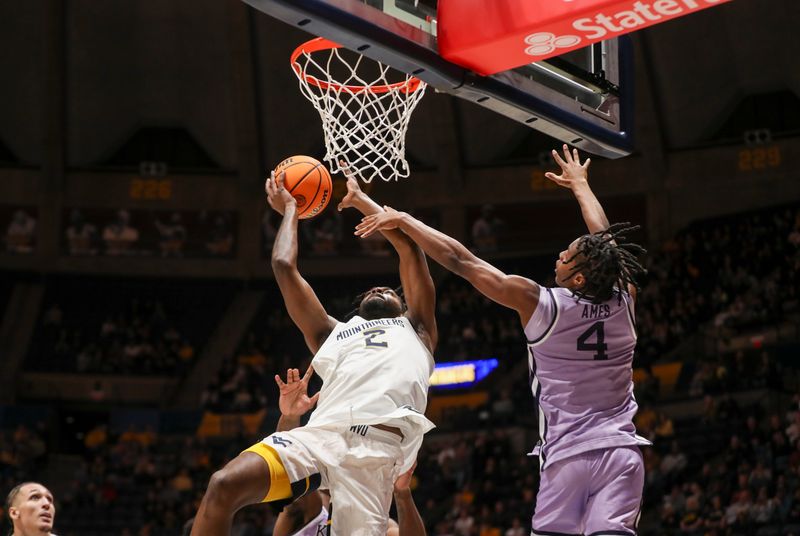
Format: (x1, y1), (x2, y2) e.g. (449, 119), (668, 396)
(356, 145), (649, 536)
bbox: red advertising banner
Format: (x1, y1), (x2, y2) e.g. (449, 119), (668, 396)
(438, 0), (733, 75)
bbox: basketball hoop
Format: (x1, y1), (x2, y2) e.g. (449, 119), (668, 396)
(290, 37), (426, 183)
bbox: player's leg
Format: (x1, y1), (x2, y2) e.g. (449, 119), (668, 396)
(273, 491), (325, 536)
(583, 446), (644, 536)
(193, 432), (312, 536)
(330, 427), (402, 536)
(191, 451), (273, 536)
(531, 454), (590, 535)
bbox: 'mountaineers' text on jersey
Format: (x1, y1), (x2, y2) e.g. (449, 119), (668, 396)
(307, 315), (436, 471)
(525, 287), (650, 470)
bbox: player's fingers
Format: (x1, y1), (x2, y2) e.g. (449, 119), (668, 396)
(302, 365), (314, 383)
(355, 217), (374, 231)
(276, 171), (286, 190)
(355, 224), (372, 237)
(544, 172), (561, 181)
(355, 220), (377, 235)
(562, 144), (573, 164)
(274, 374), (285, 388)
(573, 147), (580, 163)
(309, 392), (320, 406)
(583, 157), (591, 170)
(291, 368), (301, 383)
(551, 149), (567, 168)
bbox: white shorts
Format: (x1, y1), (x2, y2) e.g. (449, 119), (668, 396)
(261, 425), (403, 536)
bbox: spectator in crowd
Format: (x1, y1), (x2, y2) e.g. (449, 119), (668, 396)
(102, 210), (139, 256)
(206, 214), (234, 257)
(471, 205), (503, 253)
(154, 212), (187, 258)
(65, 209), (98, 256)
(5, 209), (36, 254)
(303, 210), (342, 255)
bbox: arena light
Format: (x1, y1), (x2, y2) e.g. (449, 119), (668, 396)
(430, 359), (499, 389)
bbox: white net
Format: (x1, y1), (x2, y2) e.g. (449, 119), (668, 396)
(291, 38), (427, 183)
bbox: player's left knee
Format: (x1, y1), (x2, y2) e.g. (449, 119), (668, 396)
(205, 469), (239, 508)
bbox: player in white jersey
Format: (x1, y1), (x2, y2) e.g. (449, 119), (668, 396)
(356, 146), (649, 535)
(192, 170), (437, 536)
(271, 367), (426, 536)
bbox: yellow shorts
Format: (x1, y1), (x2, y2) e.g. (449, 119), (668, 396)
(243, 442), (293, 503)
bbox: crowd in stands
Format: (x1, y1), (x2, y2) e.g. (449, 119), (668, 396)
(3, 207), (37, 254)
(640, 394), (800, 535)
(28, 281), (231, 376)
(64, 208), (236, 258)
(636, 204), (800, 365)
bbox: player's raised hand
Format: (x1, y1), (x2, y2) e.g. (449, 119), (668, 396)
(545, 144), (591, 190)
(274, 365), (319, 419)
(337, 160), (366, 211)
(355, 206), (403, 238)
(266, 170), (297, 216)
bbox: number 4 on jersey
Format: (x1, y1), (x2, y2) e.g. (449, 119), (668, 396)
(577, 321), (608, 360)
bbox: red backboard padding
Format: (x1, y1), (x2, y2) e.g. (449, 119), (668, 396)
(438, 0), (732, 76)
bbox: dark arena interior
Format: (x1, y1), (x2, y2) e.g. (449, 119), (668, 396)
(1, 1), (799, 535)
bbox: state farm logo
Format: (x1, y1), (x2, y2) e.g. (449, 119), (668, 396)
(522, 0), (727, 58)
(524, 32), (581, 56)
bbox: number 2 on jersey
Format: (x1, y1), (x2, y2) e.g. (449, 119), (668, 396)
(364, 328), (388, 348)
(577, 321), (608, 360)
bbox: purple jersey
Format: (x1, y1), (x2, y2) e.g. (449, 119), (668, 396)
(525, 286), (650, 470)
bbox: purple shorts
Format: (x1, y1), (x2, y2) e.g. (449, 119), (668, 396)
(531, 446), (644, 536)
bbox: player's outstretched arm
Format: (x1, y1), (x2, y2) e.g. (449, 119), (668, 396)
(338, 164), (437, 351)
(356, 208), (539, 326)
(545, 145), (641, 299)
(268, 172), (337, 353)
(545, 144), (609, 234)
(393, 461), (426, 536)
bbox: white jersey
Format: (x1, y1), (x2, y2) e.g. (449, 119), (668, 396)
(291, 506), (329, 536)
(307, 315), (436, 472)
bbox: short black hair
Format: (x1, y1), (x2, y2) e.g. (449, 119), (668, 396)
(347, 286), (406, 319)
(565, 223), (647, 304)
(5, 482), (35, 534)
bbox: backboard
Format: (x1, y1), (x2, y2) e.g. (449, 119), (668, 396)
(243, 0), (634, 159)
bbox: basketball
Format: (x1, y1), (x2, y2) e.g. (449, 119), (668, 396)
(273, 155), (332, 219)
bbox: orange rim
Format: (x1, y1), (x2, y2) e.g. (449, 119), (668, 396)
(290, 37), (424, 95)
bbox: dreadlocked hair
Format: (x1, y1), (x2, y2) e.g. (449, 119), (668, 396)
(565, 222), (647, 304)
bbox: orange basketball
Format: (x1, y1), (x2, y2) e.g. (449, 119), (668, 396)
(273, 155), (332, 219)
